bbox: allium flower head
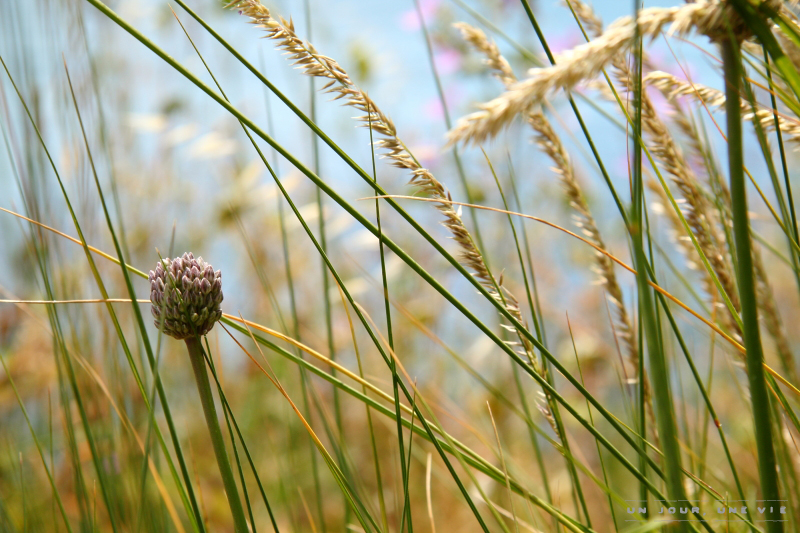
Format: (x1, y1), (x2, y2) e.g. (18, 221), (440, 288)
(149, 252), (223, 339)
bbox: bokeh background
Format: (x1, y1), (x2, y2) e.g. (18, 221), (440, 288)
(1, 0), (797, 531)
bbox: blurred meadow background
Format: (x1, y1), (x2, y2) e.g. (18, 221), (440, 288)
(1, 0), (800, 531)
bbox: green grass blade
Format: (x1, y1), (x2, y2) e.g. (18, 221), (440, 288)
(74, 2), (687, 504)
(629, 8), (687, 533)
(0, 352), (75, 533)
(721, 36), (783, 533)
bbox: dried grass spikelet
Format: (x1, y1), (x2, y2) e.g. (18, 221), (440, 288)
(569, 0), (742, 340)
(685, 173), (794, 378)
(651, 85), (709, 173)
(453, 23), (516, 88)
(752, 237), (798, 382)
(229, 0), (540, 368)
(456, 23), (575, 436)
(468, 8), (657, 433)
(456, 22), (638, 371)
(447, 0), (750, 147)
(566, 0), (604, 39)
(647, 180), (704, 267)
(646, 71), (796, 372)
(634, 89), (740, 325)
(571, 0), (743, 337)
(456, 21), (647, 431)
(646, 71), (800, 148)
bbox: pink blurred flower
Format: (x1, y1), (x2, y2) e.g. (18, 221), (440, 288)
(400, 0), (441, 31)
(548, 30), (581, 55)
(646, 48), (699, 81)
(434, 48), (462, 76)
(423, 98), (444, 121)
(647, 87), (672, 119)
(409, 143), (441, 168)
(421, 84), (463, 122)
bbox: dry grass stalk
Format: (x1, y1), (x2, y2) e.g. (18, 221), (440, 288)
(638, 89), (742, 335)
(456, 22), (637, 367)
(645, 68), (796, 373)
(568, 0), (742, 341)
(752, 240), (798, 382)
(228, 0), (540, 369)
(453, 23), (516, 88)
(447, 0), (751, 147)
(646, 71), (800, 147)
(457, 22), (645, 426)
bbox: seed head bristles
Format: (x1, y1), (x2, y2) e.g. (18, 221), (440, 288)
(570, 0), (742, 406)
(646, 177), (742, 347)
(227, 0), (351, 85)
(645, 86), (796, 377)
(646, 70), (797, 366)
(654, 90), (709, 174)
(457, 19), (640, 376)
(457, 20), (642, 417)
(642, 67), (795, 359)
(452, 23), (516, 88)
(646, 71), (800, 148)
(567, 2), (744, 340)
(661, 165), (796, 377)
(494, 6), (639, 374)
(632, 81), (742, 329)
(565, 0), (604, 39)
(752, 239), (798, 383)
(647, 180), (704, 269)
(535, 391), (559, 436)
(528, 112), (638, 364)
(229, 0), (539, 369)
(447, 0), (748, 147)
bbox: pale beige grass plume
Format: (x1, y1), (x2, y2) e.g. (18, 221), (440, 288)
(646, 70), (797, 379)
(446, 0), (757, 147)
(571, 0), (742, 343)
(646, 70), (800, 147)
(227, 0), (542, 371)
(456, 20), (642, 392)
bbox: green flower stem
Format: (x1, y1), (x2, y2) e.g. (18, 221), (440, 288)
(630, 6), (686, 530)
(721, 38), (783, 533)
(185, 335), (249, 533)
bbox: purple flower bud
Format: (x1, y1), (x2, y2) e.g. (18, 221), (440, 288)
(149, 253), (224, 339)
(200, 278), (211, 293)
